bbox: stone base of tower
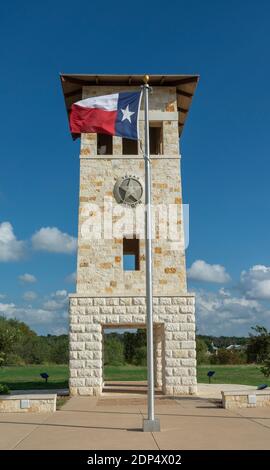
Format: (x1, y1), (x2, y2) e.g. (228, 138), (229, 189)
(69, 295), (197, 397)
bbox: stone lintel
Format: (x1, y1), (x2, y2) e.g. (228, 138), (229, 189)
(69, 293), (195, 299)
(79, 155), (181, 160)
(138, 111), (178, 121)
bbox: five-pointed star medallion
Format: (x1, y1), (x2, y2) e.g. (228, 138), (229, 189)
(119, 178), (142, 204)
(121, 105), (135, 123)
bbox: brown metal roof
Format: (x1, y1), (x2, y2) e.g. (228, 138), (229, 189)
(60, 74), (199, 137)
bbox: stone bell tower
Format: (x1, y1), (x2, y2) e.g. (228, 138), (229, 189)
(61, 74), (199, 396)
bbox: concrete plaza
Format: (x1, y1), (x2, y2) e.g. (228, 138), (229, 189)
(1, 383), (270, 450)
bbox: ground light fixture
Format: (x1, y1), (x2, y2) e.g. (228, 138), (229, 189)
(40, 372), (49, 384)
(257, 384), (268, 390)
(207, 370), (215, 384)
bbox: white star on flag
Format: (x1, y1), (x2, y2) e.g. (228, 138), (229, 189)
(121, 105), (135, 123)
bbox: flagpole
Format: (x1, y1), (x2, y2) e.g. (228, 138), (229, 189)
(142, 75), (160, 432)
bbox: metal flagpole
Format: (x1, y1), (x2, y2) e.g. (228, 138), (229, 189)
(142, 75), (160, 432)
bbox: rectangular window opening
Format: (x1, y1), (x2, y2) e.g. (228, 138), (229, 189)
(123, 237), (140, 271)
(122, 138), (138, 155)
(97, 134), (113, 155)
(150, 123), (163, 155)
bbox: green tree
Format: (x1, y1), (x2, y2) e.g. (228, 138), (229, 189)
(196, 337), (208, 364)
(133, 345), (147, 366)
(0, 316), (20, 366)
(49, 336), (69, 364)
(104, 335), (124, 366)
(261, 356), (270, 378)
(123, 332), (136, 363)
(210, 348), (246, 365)
(135, 329), (147, 347)
(11, 320), (38, 364)
(247, 325), (270, 363)
(123, 329), (147, 364)
(0, 316), (70, 365)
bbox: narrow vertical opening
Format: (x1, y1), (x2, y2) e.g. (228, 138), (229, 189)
(122, 138), (138, 155)
(150, 123), (163, 155)
(123, 237), (140, 270)
(97, 134), (113, 155)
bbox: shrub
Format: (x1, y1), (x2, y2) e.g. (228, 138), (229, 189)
(247, 325), (270, 363)
(49, 337), (69, 364)
(123, 329), (146, 364)
(133, 345), (147, 366)
(0, 352), (4, 367)
(104, 336), (124, 366)
(5, 353), (26, 366)
(0, 384), (10, 395)
(261, 355), (270, 378)
(0, 317), (20, 365)
(196, 338), (208, 364)
(210, 349), (246, 365)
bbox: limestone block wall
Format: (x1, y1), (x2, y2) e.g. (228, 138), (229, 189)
(0, 394), (56, 413)
(69, 295), (197, 397)
(80, 86), (180, 159)
(222, 390), (270, 409)
(75, 84), (187, 297)
(69, 83), (197, 398)
(154, 324), (164, 388)
(77, 157), (186, 296)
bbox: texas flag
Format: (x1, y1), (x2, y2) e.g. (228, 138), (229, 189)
(69, 91), (142, 140)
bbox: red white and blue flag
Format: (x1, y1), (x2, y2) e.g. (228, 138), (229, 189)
(69, 91), (142, 140)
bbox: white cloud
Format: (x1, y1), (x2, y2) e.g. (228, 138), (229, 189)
(218, 287), (231, 297)
(23, 291), (38, 301)
(188, 260), (231, 283)
(0, 302), (16, 314)
(52, 326), (68, 336)
(19, 273), (37, 284)
(42, 300), (62, 310)
(55, 290), (68, 297)
(65, 271), (77, 283)
(0, 289), (69, 334)
(240, 265), (270, 300)
(31, 227), (77, 254)
(248, 280), (270, 299)
(195, 288), (267, 336)
(42, 290), (68, 311)
(1, 303), (57, 325)
(0, 222), (26, 262)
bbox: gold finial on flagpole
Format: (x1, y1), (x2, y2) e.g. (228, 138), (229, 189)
(143, 75), (150, 84)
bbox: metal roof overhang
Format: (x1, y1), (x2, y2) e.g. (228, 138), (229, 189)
(60, 74), (199, 137)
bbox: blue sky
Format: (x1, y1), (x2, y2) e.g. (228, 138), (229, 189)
(0, 0), (270, 336)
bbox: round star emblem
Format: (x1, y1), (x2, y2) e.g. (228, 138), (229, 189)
(114, 176), (143, 207)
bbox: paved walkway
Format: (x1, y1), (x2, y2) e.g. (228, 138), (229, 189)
(1, 385), (270, 450)
(104, 381), (257, 399)
(197, 383), (257, 399)
(10, 382), (257, 399)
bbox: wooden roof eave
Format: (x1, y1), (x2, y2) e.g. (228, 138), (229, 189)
(60, 74), (199, 137)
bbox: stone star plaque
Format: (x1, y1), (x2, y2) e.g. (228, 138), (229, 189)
(113, 176), (143, 207)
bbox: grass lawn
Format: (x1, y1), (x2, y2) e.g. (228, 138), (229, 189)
(1, 364), (269, 390)
(197, 364), (270, 387)
(105, 364), (270, 387)
(0, 365), (69, 390)
(104, 364), (147, 381)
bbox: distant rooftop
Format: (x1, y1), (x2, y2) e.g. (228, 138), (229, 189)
(60, 74), (199, 137)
